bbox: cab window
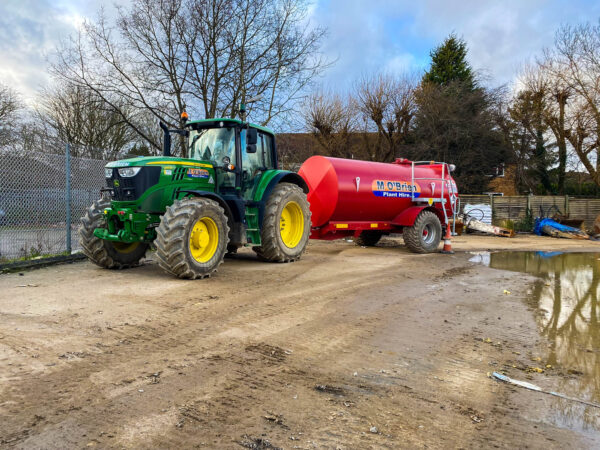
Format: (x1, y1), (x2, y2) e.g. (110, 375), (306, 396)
(189, 127), (236, 166)
(188, 127), (236, 187)
(258, 132), (274, 169)
(242, 131), (274, 172)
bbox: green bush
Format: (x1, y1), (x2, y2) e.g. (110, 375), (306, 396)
(514, 209), (534, 232)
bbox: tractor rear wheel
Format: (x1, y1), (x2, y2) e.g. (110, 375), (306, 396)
(79, 199), (149, 269)
(403, 210), (442, 253)
(155, 197), (229, 279)
(254, 183), (311, 262)
(355, 230), (383, 247)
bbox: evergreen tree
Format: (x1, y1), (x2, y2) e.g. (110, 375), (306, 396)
(423, 35), (475, 89)
(412, 35), (507, 193)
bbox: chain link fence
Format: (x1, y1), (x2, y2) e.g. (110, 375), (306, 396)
(0, 146), (108, 262)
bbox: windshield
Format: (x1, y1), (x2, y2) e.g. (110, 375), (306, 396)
(188, 127), (236, 165)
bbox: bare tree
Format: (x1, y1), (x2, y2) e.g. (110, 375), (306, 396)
(302, 91), (358, 158)
(511, 65), (554, 193)
(544, 21), (600, 187)
(34, 83), (138, 159)
(542, 69), (571, 194)
(0, 84), (21, 146)
(491, 87), (535, 193)
(51, 0), (328, 156)
(356, 73), (416, 161)
(187, 0), (328, 124)
(51, 0), (192, 155)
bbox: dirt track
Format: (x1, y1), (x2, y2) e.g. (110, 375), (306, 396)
(1, 235), (599, 449)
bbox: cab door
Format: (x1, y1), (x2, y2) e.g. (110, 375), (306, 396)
(241, 129), (275, 201)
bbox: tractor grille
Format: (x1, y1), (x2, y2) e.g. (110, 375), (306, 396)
(172, 167), (187, 181)
(105, 166), (161, 201)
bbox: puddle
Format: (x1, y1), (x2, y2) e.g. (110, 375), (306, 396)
(472, 251), (600, 433)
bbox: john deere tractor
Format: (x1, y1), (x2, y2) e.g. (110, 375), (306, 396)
(79, 107), (311, 279)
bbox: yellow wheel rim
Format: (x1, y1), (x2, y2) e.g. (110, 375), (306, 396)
(189, 217), (219, 263)
(280, 201), (304, 248)
(112, 242), (140, 254)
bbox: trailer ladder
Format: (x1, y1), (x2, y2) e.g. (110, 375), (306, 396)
(410, 161), (458, 232)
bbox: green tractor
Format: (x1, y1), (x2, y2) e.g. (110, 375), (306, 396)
(79, 106), (311, 279)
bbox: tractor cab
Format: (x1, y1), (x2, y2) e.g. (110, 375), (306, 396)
(184, 118), (277, 200)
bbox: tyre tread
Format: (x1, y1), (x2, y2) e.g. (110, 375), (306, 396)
(403, 210), (442, 254)
(155, 197), (229, 279)
(253, 183), (311, 263)
(78, 199), (148, 269)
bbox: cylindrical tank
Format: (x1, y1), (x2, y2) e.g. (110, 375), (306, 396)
(298, 156), (457, 227)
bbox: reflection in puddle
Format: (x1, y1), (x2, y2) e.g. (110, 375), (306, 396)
(472, 251), (600, 433)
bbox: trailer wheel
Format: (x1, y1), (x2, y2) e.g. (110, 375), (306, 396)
(79, 199), (149, 269)
(403, 210), (442, 253)
(254, 183), (311, 262)
(355, 231), (383, 247)
(155, 198), (229, 279)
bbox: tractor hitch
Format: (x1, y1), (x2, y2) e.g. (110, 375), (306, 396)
(93, 207), (159, 243)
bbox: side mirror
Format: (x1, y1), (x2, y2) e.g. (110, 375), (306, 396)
(246, 144), (257, 154)
(246, 127), (258, 145)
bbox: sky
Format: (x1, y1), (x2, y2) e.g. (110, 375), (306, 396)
(0, 0), (599, 104)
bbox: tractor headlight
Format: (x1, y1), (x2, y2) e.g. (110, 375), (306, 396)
(118, 167), (142, 177)
(105, 168), (113, 178)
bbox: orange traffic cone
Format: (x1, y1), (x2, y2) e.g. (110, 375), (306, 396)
(440, 223), (454, 254)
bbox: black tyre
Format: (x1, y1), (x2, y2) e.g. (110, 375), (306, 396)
(355, 230), (383, 247)
(403, 210), (442, 253)
(253, 183), (311, 262)
(79, 199), (149, 269)
(155, 198), (229, 279)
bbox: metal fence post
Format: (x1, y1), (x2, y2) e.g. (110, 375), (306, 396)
(66, 143), (72, 254)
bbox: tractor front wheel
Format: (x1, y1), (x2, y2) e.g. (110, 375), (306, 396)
(254, 183), (311, 262)
(155, 198), (229, 279)
(403, 210), (442, 253)
(79, 199), (149, 269)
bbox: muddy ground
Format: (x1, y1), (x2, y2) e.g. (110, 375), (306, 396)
(1, 235), (599, 449)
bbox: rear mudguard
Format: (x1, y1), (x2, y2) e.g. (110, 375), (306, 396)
(392, 206), (445, 227)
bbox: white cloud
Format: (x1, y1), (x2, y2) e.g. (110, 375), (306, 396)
(0, 0), (598, 103)
(308, 0), (424, 91)
(409, 0), (559, 86)
(0, 0), (120, 103)
(310, 0), (600, 89)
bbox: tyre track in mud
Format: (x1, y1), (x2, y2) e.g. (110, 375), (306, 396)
(2, 237), (598, 448)
(1, 243), (423, 447)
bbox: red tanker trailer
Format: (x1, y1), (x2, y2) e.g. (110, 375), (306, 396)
(298, 156), (458, 253)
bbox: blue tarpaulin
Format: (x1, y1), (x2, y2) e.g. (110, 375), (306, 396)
(535, 251), (564, 258)
(534, 218), (582, 236)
